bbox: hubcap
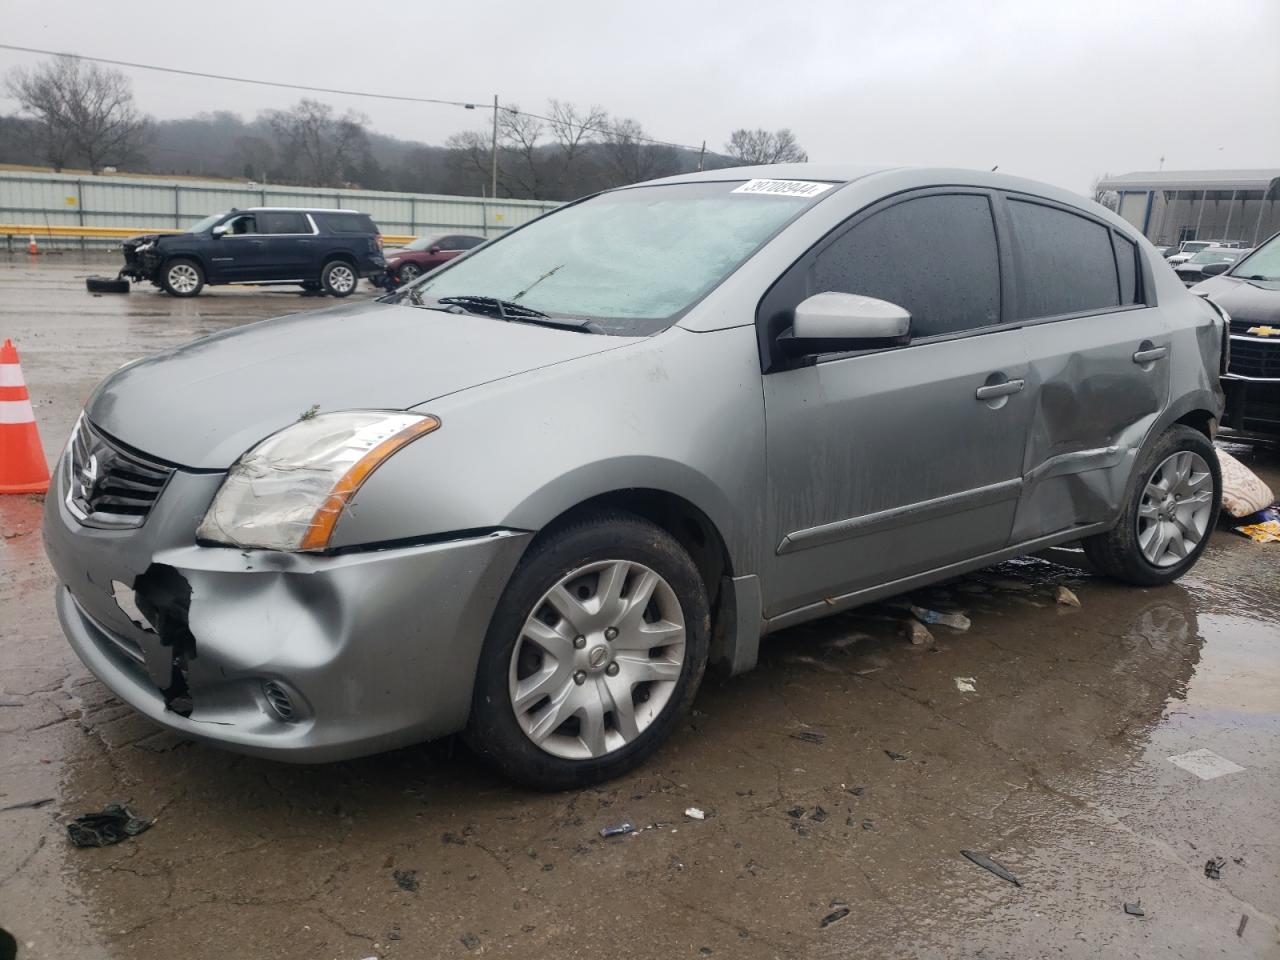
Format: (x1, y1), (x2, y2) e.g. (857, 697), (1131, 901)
(401, 264), (421, 281)
(328, 265), (355, 292)
(508, 559), (686, 760)
(169, 264), (198, 293)
(1137, 450), (1213, 567)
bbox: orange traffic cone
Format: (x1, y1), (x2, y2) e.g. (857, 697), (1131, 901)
(27, 234), (39, 255)
(0, 338), (50, 494)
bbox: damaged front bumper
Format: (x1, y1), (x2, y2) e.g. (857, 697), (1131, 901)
(44, 457), (530, 762)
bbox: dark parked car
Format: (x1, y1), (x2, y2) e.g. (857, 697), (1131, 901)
(1194, 230), (1280, 441)
(379, 233), (487, 287)
(118, 208), (385, 298)
(1175, 247), (1250, 286)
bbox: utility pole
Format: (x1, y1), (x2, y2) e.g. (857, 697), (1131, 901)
(697, 141), (706, 173)
(490, 94), (500, 200)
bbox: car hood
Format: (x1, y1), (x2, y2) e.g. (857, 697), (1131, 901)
(1192, 274), (1280, 325)
(86, 300), (636, 469)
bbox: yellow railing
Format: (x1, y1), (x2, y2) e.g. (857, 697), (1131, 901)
(0, 224), (416, 246)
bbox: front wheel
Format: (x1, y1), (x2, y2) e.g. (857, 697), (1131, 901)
(320, 260), (357, 297)
(465, 511), (709, 790)
(1083, 425), (1221, 586)
(398, 262), (422, 284)
(160, 258), (204, 297)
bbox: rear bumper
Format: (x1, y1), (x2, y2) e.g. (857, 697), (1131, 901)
(44, 454), (530, 762)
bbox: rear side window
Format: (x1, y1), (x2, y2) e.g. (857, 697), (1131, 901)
(318, 212), (378, 234)
(456, 236), (485, 250)
(258, 211), (310, 234)
(1008, 199), (1119, 319)
(813, 194), (1001, 338)
(1114, 234), (1139, 305)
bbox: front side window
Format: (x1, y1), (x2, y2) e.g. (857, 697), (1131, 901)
(1231, 233), (1280, 281)
(811, 193), (1002, 338)
(409, 181), (829, 336)
(1007, 199), (1119, 320)
(223, 214), (258, 235)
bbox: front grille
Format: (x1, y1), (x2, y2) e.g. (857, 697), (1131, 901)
(65, 417), (173, 529)
(1228, 336), (1280, 381)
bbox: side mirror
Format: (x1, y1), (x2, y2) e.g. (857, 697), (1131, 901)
(427, 245), (441, 254)
(211, 223), (228, 237)
(1200, 261), (1232, 277)
(779, 292), (911, 356)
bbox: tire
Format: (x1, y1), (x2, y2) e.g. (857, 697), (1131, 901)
(160, 258), (204, 297)
(85, 276), (130, 294)
(320, 260), (358, 297)
(398, 262), (422, 284)
(465, 510), (710, 790)
(1082, 425), (1221, 586)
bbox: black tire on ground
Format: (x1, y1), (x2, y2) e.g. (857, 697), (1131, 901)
(320, 260), (358, 297)
(465, 510), (710, 791)
(85, 276), (130, 294)
(160, 258), (204, 297)
(1082, 425), (1221, 586)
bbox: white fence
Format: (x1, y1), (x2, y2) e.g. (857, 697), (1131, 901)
(0, 170), (560, 248)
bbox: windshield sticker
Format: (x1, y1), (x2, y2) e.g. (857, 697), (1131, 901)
(732, 179), (834, 198)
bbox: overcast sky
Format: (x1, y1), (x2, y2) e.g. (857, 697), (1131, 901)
(2, 0), (1277, 193)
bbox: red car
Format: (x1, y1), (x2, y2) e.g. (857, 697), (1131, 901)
(380, 233), (487, 286)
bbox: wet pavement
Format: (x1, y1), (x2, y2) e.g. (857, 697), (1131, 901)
(2, 256), (1279, 959)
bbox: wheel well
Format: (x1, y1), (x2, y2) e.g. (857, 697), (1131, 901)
(1175, 409), (1216, 439)
(538, 489), (733, 603)
(162, 254), (204, 274)
(322, 253), (356, 268)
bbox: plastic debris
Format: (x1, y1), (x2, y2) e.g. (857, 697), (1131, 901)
(1055, 586), (1082, 607)
(820, 906), (850, 928)
(961, 850), (1022, 887)
(1235, 517), (1280, 543)
(1238, 914), (1249, 937)
(1123, 900), (1145, 918)
(66, 803), (154, 848)
(790, 730), (827, 744)
(885, 750), (908, 761)
(955, 677), (977, 693)
(0, 797), (54, 811)
(684, 807), (706, 821)
(460, 932), (481, 951)
(906, 620), (935, 645)
(393, 868), (419, 892)
(810, 806), (828, 823)
(911, 606), (971, 631)
(600, 821), (636, 838)
(1205, 856), (1226, 880)
(1168, 749), (1246, 780)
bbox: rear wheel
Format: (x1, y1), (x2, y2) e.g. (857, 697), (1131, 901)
(160, 258), (204, 297)
(465, 511), (709, 790)
(398, 262), (422, 284)
(1083, 425), (1220, 585)
(320, 260), (357, 297)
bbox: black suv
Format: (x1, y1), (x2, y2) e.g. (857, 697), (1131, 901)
(118, 208), (385, 298)
(1194, 229), (1280, 441)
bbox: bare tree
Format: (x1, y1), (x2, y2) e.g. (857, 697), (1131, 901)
(724, 128), (808, 165)
(496, 105), (547, 198)
(547, 100), (607, 198)
(1091, 173), (1120, 212)
(264, 99), (370, 187)
(444, 129), (492, 195)
(600, 118), (679, 186)
(5, 55), (148, 172)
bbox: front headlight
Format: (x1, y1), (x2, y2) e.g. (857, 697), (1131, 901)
(197, 411), (440, 552)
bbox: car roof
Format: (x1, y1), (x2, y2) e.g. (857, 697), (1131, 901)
(241, 207), (367, 214)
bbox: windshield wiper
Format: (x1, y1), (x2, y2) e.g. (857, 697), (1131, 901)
(1242, 274), (1278, 282)
(436, 295), (602, 333)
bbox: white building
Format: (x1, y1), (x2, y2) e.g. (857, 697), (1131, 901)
(1097, 169), (1280, 248)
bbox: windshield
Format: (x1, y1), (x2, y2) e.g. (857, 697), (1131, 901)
(1231, 233), (1280, 281)
(405, 180), (831, 335)
(188, 212), (226, 233)
(404, 235), (442, 251)
(1189, 249), (1242, 264)
(1180, 241), (1209, 253)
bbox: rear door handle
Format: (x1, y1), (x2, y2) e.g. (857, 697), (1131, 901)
(1133, 346), (1168, 363)
(975, 379), (1025, 401)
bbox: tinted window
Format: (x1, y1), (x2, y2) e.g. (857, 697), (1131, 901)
(1115, 234), (1138, 305)
(437, 236), (463, 250)
(319, 212), (378, 234)
(812, 194), (1001, 337)
(224, 214), (258, 235)
(1008, 200), (1119, 319)
(259, 211), (310, 234)
(456, 236), (485, 250)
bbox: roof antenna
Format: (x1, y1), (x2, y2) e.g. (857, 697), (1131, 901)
(990, 164), (999, 172)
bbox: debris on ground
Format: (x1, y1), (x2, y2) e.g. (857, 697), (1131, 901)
(906, 620), (935, 645)
(65, 804), (154, 848)
(1123, 900), (1145, 918)
(820, 904), (850, 928)
(1218, 449), (1274, 518)
(790, 730), (827, 744)
(684, 807), (706, 821)
(960, 850), (1022, 887)
(1234, 506), (1280, 543)
(460, 932), (481, 950)
(1204, 856), (1226, 880)
(1237, 914), (1249, 937)
(600, 821), (636, 838)
(810, 806), (828, 823)
(1167, 749), (1246, 780)
(845, 785), (866, 797)
(911, 606), (971, 631)
(861, 819), (876, 831)
(885, 750), (908, 761)
(1055, 585), (1082, 607)
(1, 797), (54, 811)
(954, 677), (977, 693)
(392, 868), (419, 892)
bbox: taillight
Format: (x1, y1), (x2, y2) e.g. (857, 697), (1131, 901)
(375, 234), (383, 252)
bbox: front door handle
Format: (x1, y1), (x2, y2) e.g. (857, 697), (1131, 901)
(975, 379), (1025, 401)
(1133, 346), (1168, 364)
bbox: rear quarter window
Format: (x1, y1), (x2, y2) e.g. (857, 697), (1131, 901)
(317, 213), (378, 234)
(1114, 234), (1139, 305)
(1007, 199), (1120, 320)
